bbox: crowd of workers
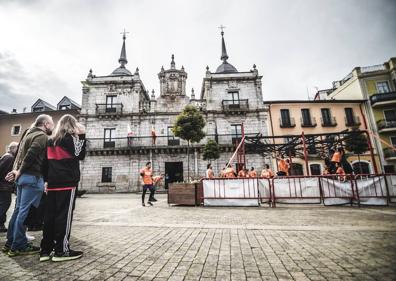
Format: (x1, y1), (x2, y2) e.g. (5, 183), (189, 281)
(205, 146), (353, 182)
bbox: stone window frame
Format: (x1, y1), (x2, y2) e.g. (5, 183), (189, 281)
(11, 124), (22, 136)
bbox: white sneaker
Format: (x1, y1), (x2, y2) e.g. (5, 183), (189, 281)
(26, 233), (35, 241)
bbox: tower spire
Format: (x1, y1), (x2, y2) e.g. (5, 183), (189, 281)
(171, 54), (175, 69)
(118, 29), (129, 68)
(219, 25), (228, 62)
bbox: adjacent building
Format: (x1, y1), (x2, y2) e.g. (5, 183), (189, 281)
(265, 99), (379, 175)
(79, 31), (268, 192)
(0, 97), (80, 154)
(323, 58), (396, 173)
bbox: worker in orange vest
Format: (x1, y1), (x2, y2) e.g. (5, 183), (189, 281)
(277, 155), (290, 176)
(261, 164), (274, 178)
(248, 167), (257, 178)
(140, 162), (155, 206)
(224, 165), (236, 178)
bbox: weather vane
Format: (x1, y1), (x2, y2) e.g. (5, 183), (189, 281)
(121, 28), (130, 39)
(218, 25), (226, 34)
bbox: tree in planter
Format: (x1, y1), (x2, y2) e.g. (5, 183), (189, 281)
(203, 139), (220, 173)
(344, 129), (369, 175)
(173, 105), (206, 181)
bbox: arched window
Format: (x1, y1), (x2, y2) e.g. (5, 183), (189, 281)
(310, 164), (321, 175)
(352, 161), (370, 175)
(291, 163), (304, 176)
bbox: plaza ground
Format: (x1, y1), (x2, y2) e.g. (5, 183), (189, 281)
(1, 194), (396, 281)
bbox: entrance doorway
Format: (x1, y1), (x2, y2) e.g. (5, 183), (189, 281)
(165, 162), (183, 189)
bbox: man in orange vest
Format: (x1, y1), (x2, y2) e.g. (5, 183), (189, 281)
(224, 165), (236, 178)
(277, 155), (289, 176)
(261, 164), (274, 178)
(140, 162), (155, 206)
(248, 167), (257, 178)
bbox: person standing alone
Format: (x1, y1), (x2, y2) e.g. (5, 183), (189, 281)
(140, 162), (155, 206)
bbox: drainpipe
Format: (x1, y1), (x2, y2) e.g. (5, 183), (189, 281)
(268, 104), (278, 172)
(359, 103), (379, 173)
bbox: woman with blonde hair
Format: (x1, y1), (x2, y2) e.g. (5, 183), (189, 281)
(40, 114), (86, 262)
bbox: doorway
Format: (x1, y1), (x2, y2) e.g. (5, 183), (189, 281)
(165, 162), (183, 189)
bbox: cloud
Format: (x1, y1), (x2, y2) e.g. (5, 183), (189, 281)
(0, 0), (395, 112)
(0, 51), (73, 112)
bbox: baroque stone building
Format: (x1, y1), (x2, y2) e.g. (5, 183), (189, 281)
(79, 31), (268, 192)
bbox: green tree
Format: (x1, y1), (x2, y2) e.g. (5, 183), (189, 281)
(173, 105), (206, 181)
(344, 129), (369, 174)
(203, 139), (220, 163)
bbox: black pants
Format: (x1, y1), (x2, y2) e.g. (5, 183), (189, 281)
(0, 190), (12, 227)
(25, 192), (46, 229)
(41, 188), (76, 254)
(142, 184), (155, 203)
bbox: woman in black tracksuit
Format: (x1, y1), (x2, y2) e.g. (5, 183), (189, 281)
(40, 114), (86, 262)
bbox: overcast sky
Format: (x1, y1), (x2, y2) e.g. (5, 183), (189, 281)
(0, 0), (395, 112)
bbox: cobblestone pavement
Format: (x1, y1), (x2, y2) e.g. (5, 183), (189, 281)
(1, 194), (396, 281)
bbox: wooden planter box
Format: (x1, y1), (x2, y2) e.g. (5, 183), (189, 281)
(168, 182), (201, 206)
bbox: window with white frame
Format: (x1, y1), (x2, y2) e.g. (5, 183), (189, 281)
(376, 81), (390, 93)
(11, 125), (21, 136)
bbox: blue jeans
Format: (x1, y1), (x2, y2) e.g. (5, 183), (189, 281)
(6, 174), (44, 250)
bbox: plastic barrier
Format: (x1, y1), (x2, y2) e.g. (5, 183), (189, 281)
(199, 174), (396, 208)
(271, 176), (322, 206)
(320, 176), (355, 206)
(258, 178), (272, 206)
(354, 174), (388, 206)
(202, 178), (259, 207)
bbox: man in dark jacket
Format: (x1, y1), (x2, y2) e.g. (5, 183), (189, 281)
(2, 114), (54, 257)
(0, 142), (18, 232)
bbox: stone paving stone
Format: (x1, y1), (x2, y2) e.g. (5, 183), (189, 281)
(0, 194), (395, 280)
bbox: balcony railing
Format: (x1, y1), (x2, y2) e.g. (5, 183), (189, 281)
(222, 99), (249, 111)
(345, 116), (361, 127)
(280, 118), (296, 128)
(384, 148), (396, 159)
(370, 92), (396, 106)
(300, 117), (317, 127)
(85, 133), (263, 150)
(321, 117), (337, 127)
(96, 103), (123, 115)
(377, 119), (396, 131)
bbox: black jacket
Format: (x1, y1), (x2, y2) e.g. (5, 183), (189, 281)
(46, 133), (86, 188)
(0, 153), (15, 192)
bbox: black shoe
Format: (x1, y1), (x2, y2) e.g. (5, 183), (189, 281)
(2, 244), (10, 253)
(52, 250), (83, 262)
(8, 244), (40, 257)
(142, 203), (146, 207)
(39, 252), (51, 262)
(147, 201), (153, 206)
(0, 226), (7, 233)
(148, 197), (157, 202)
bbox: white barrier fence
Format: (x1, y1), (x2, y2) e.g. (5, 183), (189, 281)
(201, 174), (396, 207)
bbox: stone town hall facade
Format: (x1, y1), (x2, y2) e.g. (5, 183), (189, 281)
(79, 31), (268, 192)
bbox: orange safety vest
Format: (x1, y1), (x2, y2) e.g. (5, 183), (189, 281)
(237, 170), (246, 177)
(279, 159), (289, 173)
(331, 151), (342, 163)
(248, 170), (257, 178)
(140, 167), (153, 185)
(225, 167), (236, 178)
(261, 169), (274, 178)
